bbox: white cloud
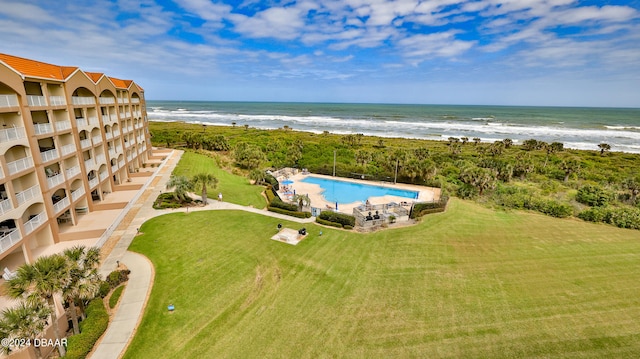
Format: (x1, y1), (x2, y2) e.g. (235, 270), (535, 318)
(398, 31), (476, 62)
(230, 6), (308, 40)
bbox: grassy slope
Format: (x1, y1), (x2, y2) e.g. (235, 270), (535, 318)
(125, 200), (640, 358)
(171, 151), (266, 208)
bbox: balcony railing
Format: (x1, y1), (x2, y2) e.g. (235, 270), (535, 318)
(55, 120), (72, 132)
(115, 145), (123, 153)
(88, 116), (99, 126)
(8, 157), (34, 175)
(76, 118), (86, 127)
(0, 126), (26, 143)
(127, 154), (133, 162)
(101, 115), (109, 123)
(33, 122), (53, 135)
(113, 129), (121, 137)
(65, 165), (80, 179)
(27, 95), (47, 107)
(125, 112), (131, 118)
(108, 148), (116, 157)
(40, 148), (59, 163)
(0, 229), (21, 255)
(110, 114), (117, 122)
(0, 94), (19, 108)
(131, 98), (140, 104)
(99, 97), (115, 105)
(47, 173), (65, 189)
(60, 143), (76, 156)
(80, 139), (91, 149)
(92, 136), (102, 144)
(95, 154), (106, 164)
(53, 197), (70, 213)
(49, 96), (66, 106)
(24, 212), (46, 235)
(16, 185), (40, 206)
(111, 165), (118, 173)
(99, 171), (108, 181)
(88, 177), (99, 188)
(0, 166), (4, 180)
(84, 158), (95, 169)
(118, 160), (125, 168)
(72, 96), (95, 106)
(71, 187), (85, 201)
(0, 197), (12, 216)
(105, 132), (113, 140)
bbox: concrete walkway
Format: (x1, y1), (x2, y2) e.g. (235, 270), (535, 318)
(90, 149), (315, 359)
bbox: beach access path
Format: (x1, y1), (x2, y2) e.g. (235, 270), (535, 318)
(90, 149), (314, 359)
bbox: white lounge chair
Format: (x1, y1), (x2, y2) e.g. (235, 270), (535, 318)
(3, 267), (17, 281)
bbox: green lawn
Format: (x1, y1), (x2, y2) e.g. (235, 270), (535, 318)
(171, 150), (266, 208)
(125, 199), (640, 358)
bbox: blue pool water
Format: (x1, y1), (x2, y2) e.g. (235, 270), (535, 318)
(301, 176), (419, 205)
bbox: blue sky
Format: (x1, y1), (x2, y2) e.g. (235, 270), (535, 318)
(1, 0), (639, 107)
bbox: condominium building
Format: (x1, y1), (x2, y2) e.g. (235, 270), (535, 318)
(0, 53), (152, 271)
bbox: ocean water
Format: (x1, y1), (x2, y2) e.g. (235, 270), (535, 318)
(147, 101), (640, 153)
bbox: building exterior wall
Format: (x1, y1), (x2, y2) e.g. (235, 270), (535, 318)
(0, 55), (151, 269)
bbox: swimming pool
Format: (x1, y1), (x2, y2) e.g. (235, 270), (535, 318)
(301, 176), (419, 204)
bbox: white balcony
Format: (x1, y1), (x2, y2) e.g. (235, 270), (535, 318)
(108, 148), (116, 157)
(33, 122), (53, 135)
(118, 160), (125, 168)
(95, 154), (106, 164)
(110, 114), (117, 122)
(53, 197), (70, 214)
(0, 197), (13, 216)
(99, 171), (108, 181)
(105, 132), (113, 140)
(125, 112), (131, 118)
(8, 157), (34, 175)
(16, 185), (40, 206)
(71, 187), (85, 201)
(135, 111), (141, 118)
(101, 115), (109, 123)
(0, 94), (19, 108)
(88, 177), (99, 188)
(49, 96), (66, 106)
(76, 118), (86, 127)
(24, 212), (46, 235)
(99, 97), (115, 105)
(113, 129), (121, 137)
(65, 165), (80, 178)
(55, 120), (72, 132)
(0, 166), (4, 180)
(80, 139), (91, 149)
(118, 113), (124, 118)
(0, 229), (22, 255)
(115, 145), (123, 153)
(131, 98), (140, 104)
(72, 96), (95, 106)
(127, 125), (133, 133)
(0, 126), (26, 143)
(60, 143), (76, 156)
(92, 136), (102, 144)
(84, 158), (95, 170)
(88, 116), (99, 126)
(47, 173), (65, 189)
(111, 165), (118, 173)
(40, 148), (59, 163)
(27, 95), (47, 107)
(126, 154), (133, 162)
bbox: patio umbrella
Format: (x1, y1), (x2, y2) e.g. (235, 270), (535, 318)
(335, 201), (338, 211)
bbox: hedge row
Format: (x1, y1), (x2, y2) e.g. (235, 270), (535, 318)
(316, 218), (343, 228)
(270, 198), (298, 212)
(64, 299), (109, 359)
(265, 188), (278, 203)
(578, 206), (640, 229)
(410, 198), (448, 219)
(318, 211), (356, 228)
(268, 206), (312, 218)
(265, 172), (279, 191)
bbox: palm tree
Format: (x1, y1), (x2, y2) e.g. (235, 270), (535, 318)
(560, 158), (580, 182)
(192, 173), (218, 204)
(7, 254), (70, 357)
(249, 169), (267, 185)
(292, 194), (310, 212)
(62, 246), (101, 334)
(0, 302), (51, 359)
(623, 176), (640, 203)
(165, 175), (193, 202)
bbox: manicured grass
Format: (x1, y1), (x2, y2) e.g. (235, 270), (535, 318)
(171, 151), (266, 208)
(125, 200), (640, 358)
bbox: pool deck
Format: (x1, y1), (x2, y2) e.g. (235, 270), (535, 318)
(278, 172), (440, 215)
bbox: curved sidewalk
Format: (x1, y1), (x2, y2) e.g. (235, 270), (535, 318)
(91, 149), (315, 359)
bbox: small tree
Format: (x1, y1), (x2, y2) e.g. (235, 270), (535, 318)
(293, 194), (311, 211)
(598, 143), (611, 155)
(0, 302), (51, 359)
(192, 173), (218, 204)
(249, 169), (267, 185)
(62, 246), (101, 334)
(165, 175), (194, 202)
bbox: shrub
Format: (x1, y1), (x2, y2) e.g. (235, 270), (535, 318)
(265, 188), (278, 203)
(109, 285), (125, 309)
(269, 198), (298, 212)
(267, 206), (311, 218)
(65, 299), (109, 359)
(318, 211), (355, 227)
(107, 269), (130, 288)
(265, 172), (279, 191)
(316, 218), (343, 228)
(98, 281), (111, 298)
(576, 184), (614, 207)
(578, 207), (610, 223)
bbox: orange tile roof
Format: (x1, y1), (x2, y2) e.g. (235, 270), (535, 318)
(108, 76), (129, 89)
(0, 53), (75, 80)
(85, 72), (104, 83)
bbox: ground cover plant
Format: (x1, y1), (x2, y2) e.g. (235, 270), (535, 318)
(125, 200), (640, 358)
